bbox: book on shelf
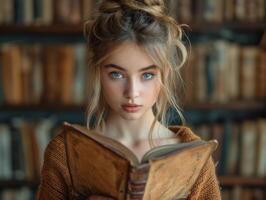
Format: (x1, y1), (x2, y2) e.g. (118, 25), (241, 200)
(0, 44), (87, 106)
(0, 124), (12, 180)
(225, 123), (240, 175)
(193, 118), (266, 178)
(0, 55), (4, 104)
(224, 0), (234, 21)
(218, 122), (231, 175)
(0, 0), (266, 25)
(0, 187), (34, 200)
(261, 29), (266, 47)
(221, 186), (265, 200)
(239, 47), (258, 100)
(193, 43), (207, 103)
(181, 40), (266, 104)
(239, 120), (257, 177)
(62, 122), (218, 200)
(19, 120), (39, 180)
(226, 43), (240, 100)
(0, 118), (57, 181)
(256, 49), (266, 100)
(1, 45), (23, 105)
(166, 0), (266, 23)
(0, 0), (95, 25)
(211, 123), (224, 172)
(42, 45), (75, 104)
(167, 0), (178, 21)
(255, 119), (266, 177)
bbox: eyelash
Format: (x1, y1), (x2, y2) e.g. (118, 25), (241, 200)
(109, 71), (123, 79)
(142, 72), (155, 80)
(109, 71), (156, 80)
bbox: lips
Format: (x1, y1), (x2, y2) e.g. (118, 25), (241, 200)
(122, 104), (142, 112)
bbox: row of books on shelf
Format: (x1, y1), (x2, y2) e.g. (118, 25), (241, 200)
(221, 186), (265, 200)
(0, 187), (35, 200)
(0, 0), (265, 26)
(0, 44), (88, 105)
(0, 117), (266, 182)
(1, 40), (265, 106)
(167, 0), (266, 23)
(193, 118), (266, 178)
(0, 117), (58, 181)
(0, 0), (95, 25)
(181, 40), (266, 104)
(0, 186), (265, 200)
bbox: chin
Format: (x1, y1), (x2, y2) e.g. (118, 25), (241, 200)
(120, 112), (144, 120)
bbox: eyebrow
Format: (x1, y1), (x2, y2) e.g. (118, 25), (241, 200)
(103, 64), (158, 72)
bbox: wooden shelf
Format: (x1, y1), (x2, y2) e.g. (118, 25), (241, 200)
(0, 176), (265, 188)
(0, 101), (265, 112)
(184, 101), (266, 110)
(185, 22), (266, 32)
(0, 24), (83, 34)
(0, 104), (85, 123)
(0, 102), (265, 124)
(219, 176), (266, 186)
(0, 103), (85, 111)
(0, 22), (265, 35)
(0, 180), (39, 188)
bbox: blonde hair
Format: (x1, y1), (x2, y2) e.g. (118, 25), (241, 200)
(84, 0), (188, 148)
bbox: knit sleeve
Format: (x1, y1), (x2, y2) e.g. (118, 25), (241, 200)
(36, 133), (72, 200)
(187, 157), (222, 200)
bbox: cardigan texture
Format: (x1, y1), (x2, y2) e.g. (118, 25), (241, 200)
(36, 123), (222, 200)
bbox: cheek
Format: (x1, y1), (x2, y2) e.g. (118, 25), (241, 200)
(101, 76), (123, 100)
(144, 80), (161, 100)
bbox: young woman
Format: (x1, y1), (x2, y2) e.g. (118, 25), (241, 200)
(37, 0), (221, 199)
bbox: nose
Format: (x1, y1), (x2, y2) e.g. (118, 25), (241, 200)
(124, 77), (140, 102)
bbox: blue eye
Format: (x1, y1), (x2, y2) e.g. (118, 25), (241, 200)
(143, 73), (155, 80)
(110, 71), (123, 79)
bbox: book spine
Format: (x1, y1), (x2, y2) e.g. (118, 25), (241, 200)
(127, 165), (149, 200)
(14, 0), (23, 24)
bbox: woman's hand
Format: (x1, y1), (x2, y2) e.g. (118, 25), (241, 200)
(87, 195), (115, 200)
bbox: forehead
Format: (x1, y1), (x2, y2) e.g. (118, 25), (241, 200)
(102, 41), (155, 71)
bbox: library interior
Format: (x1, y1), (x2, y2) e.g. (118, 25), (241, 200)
(0, 0), (265, 199)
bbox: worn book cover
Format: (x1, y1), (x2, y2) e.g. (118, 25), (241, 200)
(62, 122), (218, 200)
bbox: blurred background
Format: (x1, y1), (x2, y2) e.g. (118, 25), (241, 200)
(0, 0), (265, 199)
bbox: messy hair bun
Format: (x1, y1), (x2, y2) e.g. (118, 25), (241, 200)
(85, 0), (187, 147)
(85, 0), (184, 54)
(98, 0), (167, 19)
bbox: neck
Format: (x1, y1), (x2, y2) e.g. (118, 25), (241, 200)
(101, 109), (162, 141)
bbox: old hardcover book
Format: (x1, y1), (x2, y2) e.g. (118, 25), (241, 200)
(42, 46), (58, 103)
(240, 46), (258, 100)
(256, 50), (266, 100)
(62, 122), (218, 200)
(240, 120), (257, 177)
(1, 45), (24, 105)
(255, 119), (266, 178)
(57, 45), (75, 105)
(21, 46), (34, 105)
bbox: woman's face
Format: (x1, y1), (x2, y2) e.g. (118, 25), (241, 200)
(100, 41), (161, 120)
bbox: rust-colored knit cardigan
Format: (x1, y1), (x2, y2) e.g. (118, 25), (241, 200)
(37, 124), (222, 200)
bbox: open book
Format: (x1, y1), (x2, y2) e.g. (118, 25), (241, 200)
(62, 122), (218, 200)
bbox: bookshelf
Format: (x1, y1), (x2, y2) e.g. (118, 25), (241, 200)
(0, 102), (265, 125)
(219, 176), (266, 187)
(0, 176), (265, 189)
(0, 101), (265, 116)
(0, 0), (266, 199)
(0, 24), (83, 34)
(0, 180), (38, 189)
